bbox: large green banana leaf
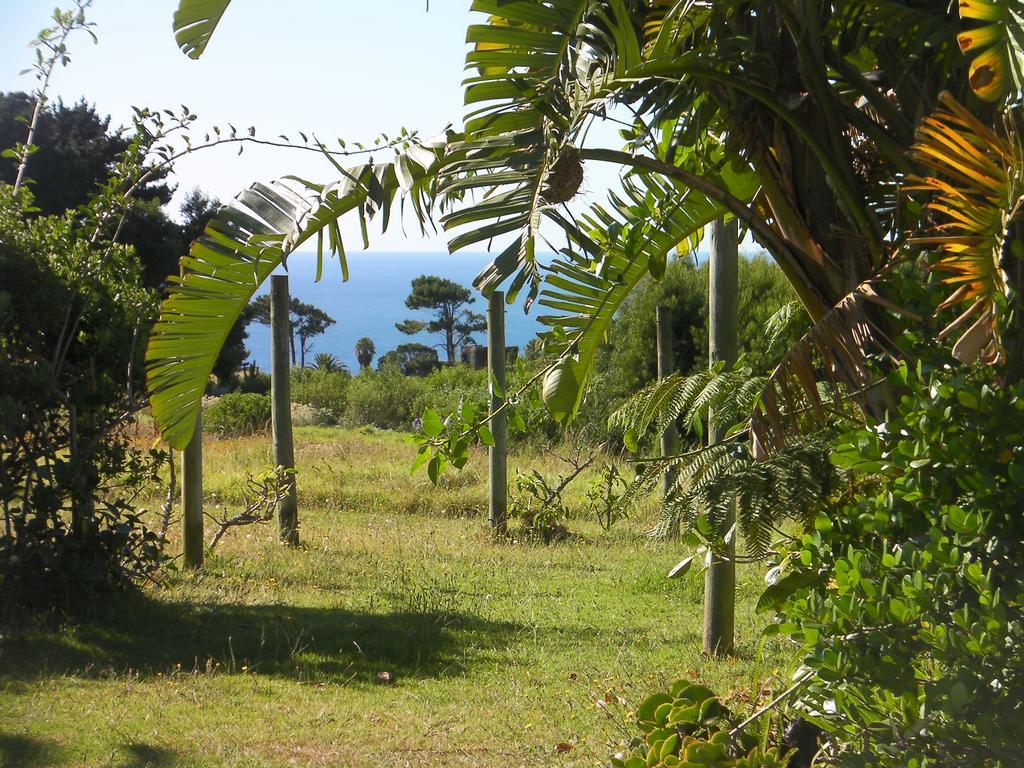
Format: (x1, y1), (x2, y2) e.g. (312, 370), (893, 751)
(173, 0), (233, 59)
(146, 139), (447, 449)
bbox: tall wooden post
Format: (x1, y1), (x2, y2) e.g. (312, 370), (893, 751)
(271, 275), (299, 546)
(182, 412), (204, 568)
(656, 306), (679, 496)
(704, 216), (738, 656)
(181, 260), (204, 569)
(488, 291), (508, 533)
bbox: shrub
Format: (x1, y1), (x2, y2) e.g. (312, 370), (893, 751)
(204, 393), (272, 437)
(610, 679), (792, 767)
(290, 366), (349, 419)
(766, 358), (1024, 764)
(412, 365), (488, 420)
(237, 369), (271, 395)
(0, 186), (164, 614)
(290, 402), (335, 427)
(593, 256), (797, 420)
(345, 368), (427, 430)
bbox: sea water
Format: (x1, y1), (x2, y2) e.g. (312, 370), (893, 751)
(243, 250), (547, 371)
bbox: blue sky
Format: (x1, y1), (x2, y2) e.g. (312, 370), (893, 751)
(0, 1), (707, 255)
(0, 1), (482, 249)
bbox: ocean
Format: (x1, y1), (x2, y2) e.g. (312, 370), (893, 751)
(243, 251), (547, 372)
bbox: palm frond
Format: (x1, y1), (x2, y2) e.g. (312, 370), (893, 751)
(534, 158), (759, 423)
(750, 280), (902, 459)
(443, 0), (643, 306)
(623, 434), (840, 558)
(958, 0), (1024, 102)
(609, 365), (766, 450)
(910, 91), (1021, 364)
(173, 0), (233, 59)
(146, 137), (448, 448)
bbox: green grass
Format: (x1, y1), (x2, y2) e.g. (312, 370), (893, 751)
(0, 427), (788, 768)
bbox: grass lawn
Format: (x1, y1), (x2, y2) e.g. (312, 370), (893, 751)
(0, 427), (788, 768)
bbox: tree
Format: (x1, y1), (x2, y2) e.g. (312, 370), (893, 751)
(378, 343), (439, 377)
(311, 352), (343, 372)
(0, 92), (129, 215)
(354, 337), (375, 370)
(396, 275), (485, 363)
(146, 1), (995, 462)
(247, 295), (335, 367)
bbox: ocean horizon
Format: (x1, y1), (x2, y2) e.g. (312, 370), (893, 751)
(244, 250), (548, 372)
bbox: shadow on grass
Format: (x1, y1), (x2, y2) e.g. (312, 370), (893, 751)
(0, 591), (521, 686)
(0, 733), (59, 768)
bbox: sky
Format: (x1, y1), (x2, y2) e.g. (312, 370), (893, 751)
(0, 1), (700, 255)
(0, 1), (484, 250)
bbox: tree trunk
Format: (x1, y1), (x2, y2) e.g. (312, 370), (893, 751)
(656, 306), (678, 497)
(271, 276), (299, 546)
(704, 217), (738, 657)
(488, 292), (508, 534)
(182, 411), (204, 569)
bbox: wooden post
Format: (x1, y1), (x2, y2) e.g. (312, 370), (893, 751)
(704, 217), (738, 656)
(271, 275), (299, 546)
(488, 291), (508, 533)
(182, 411), (204, 568)
(181, 260), (204, 569)
(656, 306), (679, 496)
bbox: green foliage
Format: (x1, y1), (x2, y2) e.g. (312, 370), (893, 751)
(0, 183), (164, 613)
(377, 342), (439, 377)
(204, 393), (272, 437)
(612, 364), (845, 556)
(769, 358), (1024, 765)
(354, 336), (376, 370)
(237, 368), (270, 395)
(411, 365), (487, 422)
(396, 275), (485, 363)
(595, 256), (799, 410)
(290, 366), (349, 420)
(510, 469), (571, 544)
(311, 352), (343, 372)
(612, 679), (792, 768)
(345, 368), (427, 431)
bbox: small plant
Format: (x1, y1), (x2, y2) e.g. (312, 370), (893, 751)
(206, 466), (295, 551)
(611, 679), (793, 768)
(509, 451), (593, 543)
(587, 463), (629, 530)
(204, 393), (272, 437)
(510, 469), (572, 543)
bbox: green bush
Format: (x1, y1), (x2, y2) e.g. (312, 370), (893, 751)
(290, 367), (350, 419)
(344, 368), (427, 430)
(766, 358), (1024, 764)
(204, 393), (272, 437)
(412, 365), (488, 421)
(594, 255), (797, 410)
(237, 369), (271, 395)
(610, 679), (792, 767)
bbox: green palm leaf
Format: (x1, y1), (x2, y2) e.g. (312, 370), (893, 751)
(443, 0), (639, 306)
(535, 159), (759, 423)
(173, 0), (233, 59)
(146, 138), (447, 448)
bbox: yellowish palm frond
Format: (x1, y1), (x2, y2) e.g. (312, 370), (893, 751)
(910, 92), (1022, 363)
